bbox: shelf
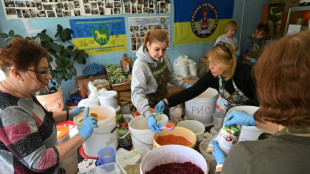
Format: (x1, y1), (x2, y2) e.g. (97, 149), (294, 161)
(284, 6), (310, 35)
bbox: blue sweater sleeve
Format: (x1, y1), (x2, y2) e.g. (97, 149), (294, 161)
(241, 36), (252, 60)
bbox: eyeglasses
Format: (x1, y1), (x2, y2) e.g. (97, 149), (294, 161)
(215, 42), (232, 59)
(27, 69), (50, 77)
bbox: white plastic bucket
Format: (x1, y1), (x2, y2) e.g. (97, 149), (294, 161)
(140, 145), (208, 174)
(227, 106), (263, 142)
(185, 88), (219, 126)
(177, 120), (205, 142)
(73, 106), (118, 157)
(129, 114), (168, 150)
(98, 90), (118, 109)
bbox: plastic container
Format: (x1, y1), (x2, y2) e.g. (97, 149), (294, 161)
(185, 88), (219, 126)
(153, 126), (197, 148)
(79, 162), (126, 174)
(98, 90), (118, 109)
(56, 125), (78, 174)
(227, 106), (263, 142)
(56, 121), (78, 138)
(199, 132), (216, 174)
(212, 111), (226, 132)
(56, 126), (70, 144)
(177, 120), (205, 142)
(117, 146), (150, 167)
(140, 145), (208, 174)
(129, 114), (168, 150)
(73, 106), (118, 157)
(215, 118), (241, 154)
(96, 147), (116, 166)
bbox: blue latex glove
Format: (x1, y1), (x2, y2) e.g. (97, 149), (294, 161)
(79, 107), (98, 140)
(185, 84), (192, 89)
(155, 100), (165, 114)
(147, 115), (162, 133)
(211, 140), (226, 164)
(69, 107), (85, 119)
(250, 58), (256, 64)
(235, 50), (240, 57)
(225, 110), (256, 127)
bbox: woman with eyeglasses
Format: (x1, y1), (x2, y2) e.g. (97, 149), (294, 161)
(155, 41), (257, 114)
(0, 38), (98, 173)
(211, 30), (310, 174)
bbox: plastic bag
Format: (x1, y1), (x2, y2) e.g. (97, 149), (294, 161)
(174, 55), (189, 78)
(82, 63), (106, 78)
(174, 55), (197, 77)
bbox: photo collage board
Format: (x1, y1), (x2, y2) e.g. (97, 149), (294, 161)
(2, 0), (171, 19)
(128, 16), (170, 52)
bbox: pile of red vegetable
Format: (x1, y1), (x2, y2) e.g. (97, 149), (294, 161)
(145, 161), (204, 174)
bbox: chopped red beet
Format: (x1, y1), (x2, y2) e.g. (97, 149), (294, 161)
(145, 161), (204, 174)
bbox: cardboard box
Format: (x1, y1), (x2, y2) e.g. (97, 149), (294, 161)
(184, 75), (200, 85)
(75, 75), (107, 98)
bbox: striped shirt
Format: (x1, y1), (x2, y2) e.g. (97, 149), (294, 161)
(0, 92), (60, 173)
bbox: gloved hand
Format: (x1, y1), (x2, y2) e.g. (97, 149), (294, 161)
(69, 107), (85, 119)
(225, 110), (255, 127)
(185, 84), (192, 89)
(147, 115), (162, 133)
(79, 107), (98, 140)
(155, 100), (166, 114)
(211, 140), (226, 164)
(250, 58), (256, 64)
(235, 50), (240, 57)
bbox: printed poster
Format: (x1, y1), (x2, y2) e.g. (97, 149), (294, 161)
(69, 17), (127, 55)
(128, 16), (170, 52)
(174, 0), (234, 45)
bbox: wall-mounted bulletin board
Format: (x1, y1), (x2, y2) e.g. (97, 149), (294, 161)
(2, 0), (170, 19)
(128, 16), (170, 52)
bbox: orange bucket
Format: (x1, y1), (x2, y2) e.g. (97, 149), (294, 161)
(134, 108), (155, 117)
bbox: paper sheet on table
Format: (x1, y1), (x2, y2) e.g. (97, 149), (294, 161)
(287, 24), (301, 35)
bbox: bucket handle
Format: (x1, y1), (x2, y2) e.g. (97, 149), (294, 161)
(131, 134), (153, 146)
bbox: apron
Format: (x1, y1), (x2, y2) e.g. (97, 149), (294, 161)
(218, 76), (249, 112)
(245, 36), (264, 65)
(146, 60), (170, 115)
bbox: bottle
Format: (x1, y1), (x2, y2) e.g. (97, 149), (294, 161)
(214, 117), (240, 154)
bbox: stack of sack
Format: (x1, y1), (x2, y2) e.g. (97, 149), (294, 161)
(174, 55), (197, 78)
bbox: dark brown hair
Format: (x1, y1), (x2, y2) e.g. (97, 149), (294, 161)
(256, 22), (269, 33)
(0, 37), (49, 81)
(254, 31), (310, 127)
(143, 29), (169, 47)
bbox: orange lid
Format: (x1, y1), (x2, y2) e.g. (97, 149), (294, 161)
(56, 126), (69, 139)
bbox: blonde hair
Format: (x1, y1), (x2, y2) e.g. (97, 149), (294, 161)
(207, 42), (237, 80)
(225, 20), (238, 33)
(143, 29), (169, 47)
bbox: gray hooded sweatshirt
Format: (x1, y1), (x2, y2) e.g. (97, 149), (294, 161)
(131, 46), (187, 119)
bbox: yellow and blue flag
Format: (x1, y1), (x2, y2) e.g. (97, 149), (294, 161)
(174, 0), (234, 45)
(70, 17), (127, 55)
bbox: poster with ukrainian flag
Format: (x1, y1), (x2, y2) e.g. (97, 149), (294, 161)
(174, 0), (234, 45)
(70, 17), (127, 55)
